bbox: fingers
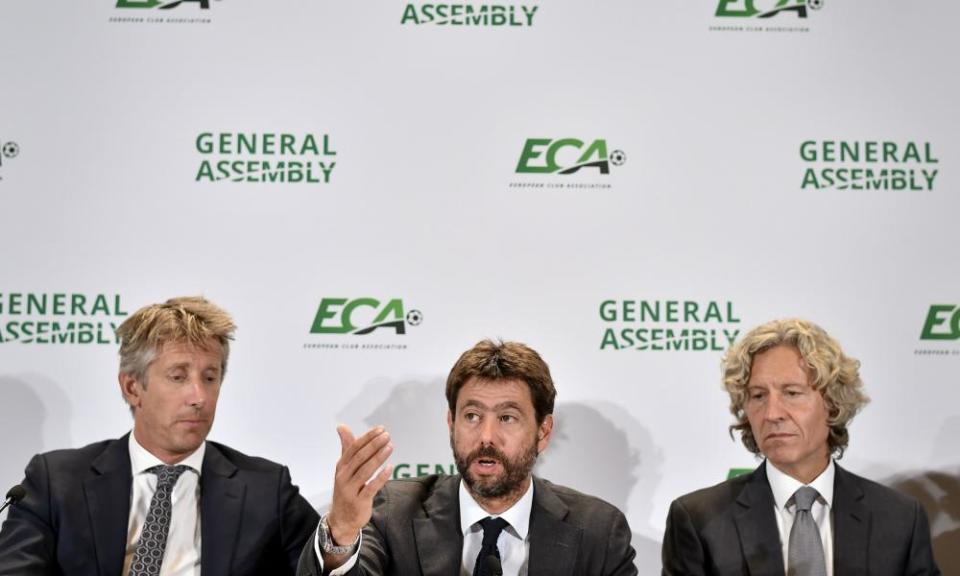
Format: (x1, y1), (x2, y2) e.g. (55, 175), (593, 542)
(339, 426), (386, 465)
(336, 426), (392, 492)
(328, 426), (393, 541)
(360, 464), (393, 500)
(336, 424), (356, 457)
(351, 441), (392, 491)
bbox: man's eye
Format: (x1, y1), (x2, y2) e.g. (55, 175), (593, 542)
(499, 414), (517, 423)
(464, 413), (480, 422)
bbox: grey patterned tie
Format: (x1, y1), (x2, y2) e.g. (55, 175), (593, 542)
(788, 486), (827, 576)
(129, 465), (189, 576)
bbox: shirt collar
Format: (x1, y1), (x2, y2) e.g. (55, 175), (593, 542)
(459, 476), (535, 541)
(128, 430), (205, 476)
(766, 458), (835, 511)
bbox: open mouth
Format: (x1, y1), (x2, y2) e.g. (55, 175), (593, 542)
(474, 457), (500, 470)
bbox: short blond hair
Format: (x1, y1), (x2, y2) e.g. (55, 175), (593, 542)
(723, 318), (869, 458)
(116, 296), (236, 384)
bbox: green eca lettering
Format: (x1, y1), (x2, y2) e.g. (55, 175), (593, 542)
(516, 139), (610, 174)
(116, 0), (211, 8)
(310, 298), (407, 335)
(715, 0), (805, 18)
(920, 305), (960, 340)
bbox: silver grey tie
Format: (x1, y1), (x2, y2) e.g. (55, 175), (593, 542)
(788, 486), (827, 576)
(129, 465), (189, 576)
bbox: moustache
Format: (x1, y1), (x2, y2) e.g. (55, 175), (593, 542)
(466, 445), (507, 464)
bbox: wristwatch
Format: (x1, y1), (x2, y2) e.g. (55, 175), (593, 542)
(318, 514), (360, 556)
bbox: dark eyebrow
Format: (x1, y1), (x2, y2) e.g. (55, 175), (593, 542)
(494, 401), (523, 412)
(461, 399), (523, 412)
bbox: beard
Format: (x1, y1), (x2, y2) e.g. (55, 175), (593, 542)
(452, 433), (538, 500)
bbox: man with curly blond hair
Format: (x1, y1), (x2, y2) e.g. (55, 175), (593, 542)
(0, 296), (319, 576)
(662, 318), (940, 576)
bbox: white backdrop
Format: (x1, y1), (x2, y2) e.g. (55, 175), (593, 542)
(1, 1), (958, 572)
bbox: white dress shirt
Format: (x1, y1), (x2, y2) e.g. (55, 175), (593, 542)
(124, 432), (205, 576)
(766, 459), (835, 576)
(459, 479), (534, 576)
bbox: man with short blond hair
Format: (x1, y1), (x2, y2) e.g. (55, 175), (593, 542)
(0, 296), (319, 576)
(661, 318), (940, 575)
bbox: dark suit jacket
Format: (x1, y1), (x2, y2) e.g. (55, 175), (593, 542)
(0, 434), (319, 576)
(297, 474), (637, 576)
(661, 462), (940, 575)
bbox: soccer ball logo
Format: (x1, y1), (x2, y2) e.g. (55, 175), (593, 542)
(405, 309), (423, 326)
(1, 141), (18, 159)
(609, 149), (627, 166)
(807, 0), (824, 10)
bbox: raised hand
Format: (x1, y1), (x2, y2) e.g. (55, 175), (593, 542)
(326, 425), (393, 549)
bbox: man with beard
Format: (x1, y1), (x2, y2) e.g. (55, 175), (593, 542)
(297, 339), (638, 576)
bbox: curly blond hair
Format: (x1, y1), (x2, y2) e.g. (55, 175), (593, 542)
(723, 318), (869, 458)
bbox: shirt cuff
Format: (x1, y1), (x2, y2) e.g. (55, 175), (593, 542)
(313, 520), (362, 576)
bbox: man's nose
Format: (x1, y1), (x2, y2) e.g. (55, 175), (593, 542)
(185, 375), (207, 408)
(479, 415), (498, 444)
(764, 393), (786, 421)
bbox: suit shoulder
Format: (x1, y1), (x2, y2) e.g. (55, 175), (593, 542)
(34, 437), (118, 472)
(537, 477), (626, 519)
(381, 473), (454, 500)
(205, 440), (287, 472)
(371, 474), (460, 519)
(671, 473), (752, 517)
(839, 468), (923, 511)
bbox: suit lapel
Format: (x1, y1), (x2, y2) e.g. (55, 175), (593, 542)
(84, 435), (133, 576)
(832, 464), (869, 574)
(200, 443), (245, 576)
(733, 464), (786, 576)
(527, 477), (580, 576)
(413, 475), (463, 576)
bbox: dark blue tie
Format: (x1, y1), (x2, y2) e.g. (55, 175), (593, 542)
(472, 516), (509, 576)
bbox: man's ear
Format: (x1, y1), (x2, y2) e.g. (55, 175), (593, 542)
(537, 414), (554, 454)
(119, 373), (143, 410)
(447, 409), (454, 434)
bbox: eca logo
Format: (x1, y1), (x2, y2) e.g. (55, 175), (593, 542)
(515, 138), (625, 175)
(310, 298), (422, 335)
(715, 0), (819, 18)
(116, 0), (216, 8)
(920, 305), (960, 340)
